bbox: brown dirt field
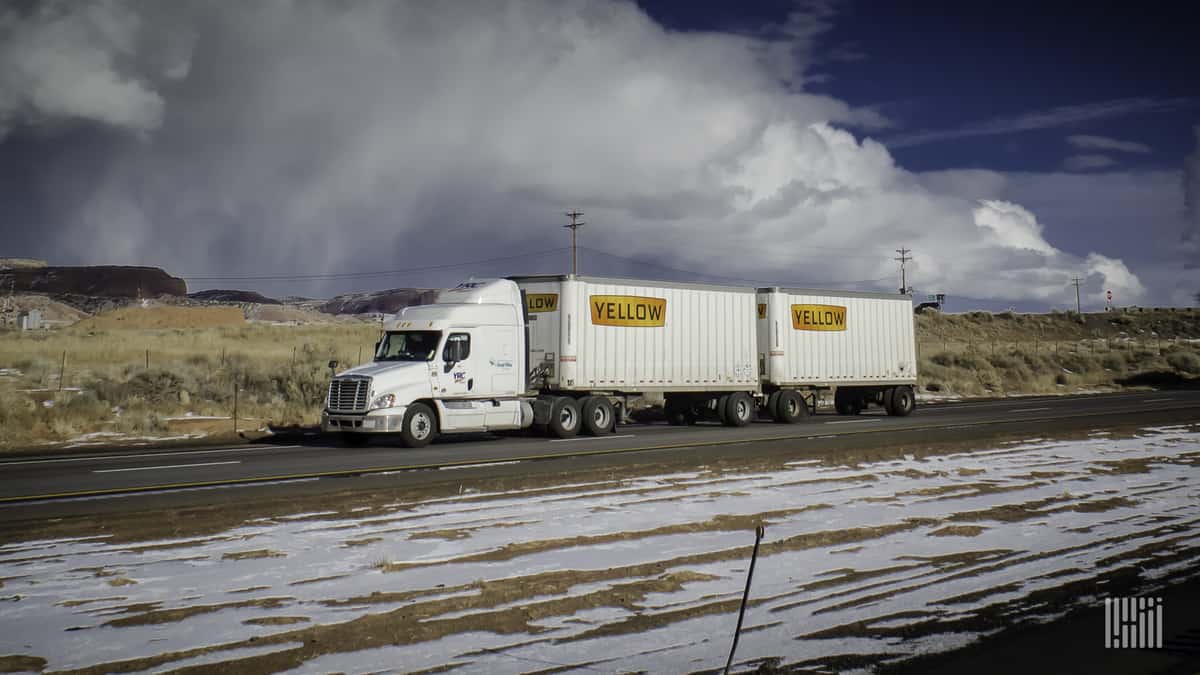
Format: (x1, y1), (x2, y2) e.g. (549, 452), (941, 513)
(74, 305), (245, 330)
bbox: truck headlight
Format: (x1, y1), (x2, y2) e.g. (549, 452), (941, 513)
(369, 393), (396, 411)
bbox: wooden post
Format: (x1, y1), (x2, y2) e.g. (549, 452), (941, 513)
(145, 349), (150, 369)
(292, 346), (297, 366)
(58, 350), (66, 392)
(358, 345), (363, 364)
(221, 347), (226, 366)
(233, 381), (238, 434)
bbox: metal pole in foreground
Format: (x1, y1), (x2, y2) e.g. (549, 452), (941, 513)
(564, 211), (585, 275)
(725, 525), (765, 674)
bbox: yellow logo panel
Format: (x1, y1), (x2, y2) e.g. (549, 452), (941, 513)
(757, 303), (767, 319)
(791, 304), (846, 331)
(526, 293), (559, 313)
(590, 295), (666, 327)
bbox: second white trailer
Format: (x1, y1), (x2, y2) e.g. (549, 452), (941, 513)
(756, 287), (918, 418)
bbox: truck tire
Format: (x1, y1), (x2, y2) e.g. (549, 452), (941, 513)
(766, 391), (782, 421)
(715, 394), (731, 425)
(548, 396), (581, 438)
(582, 396), (615, 435)
(885, 385), (915, 417)
(775, 390), (808, 424)
(399, 403), (437, 448)
(724, 392), (754, 427)
(340, 432), (369, 447)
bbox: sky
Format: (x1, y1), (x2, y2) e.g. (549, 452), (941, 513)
(0, 0), (1197, 311)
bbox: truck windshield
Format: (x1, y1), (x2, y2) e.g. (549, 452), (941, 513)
(375, 331), (441, 362)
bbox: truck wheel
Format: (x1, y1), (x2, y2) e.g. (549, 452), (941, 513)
(715, 394), (731, 425)
(724, 392), (754, 427)
(886, 385), (916, 417)
(340, 432), (369, 447)
(399, 403), (437, 448)
(582, 396), (615, 435)
(775, 390), (808, 424)
(548, 396), (581, 438)
(766, 391), (782, 421)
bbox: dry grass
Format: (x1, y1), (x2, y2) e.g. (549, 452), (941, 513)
(1, 307), (1198, 449)
(0, 321), (378, 448)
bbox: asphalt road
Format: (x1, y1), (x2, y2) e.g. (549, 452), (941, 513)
(2, 390), (1198, 505)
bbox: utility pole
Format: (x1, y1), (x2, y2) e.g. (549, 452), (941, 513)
(894, 248), (912, 294)
(564, 210), (585, 275)
(1071, 276), (1083, 314)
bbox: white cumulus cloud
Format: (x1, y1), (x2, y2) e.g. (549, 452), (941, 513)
(1067, 134), (1151, 154)
(0, 0), (1151, 309)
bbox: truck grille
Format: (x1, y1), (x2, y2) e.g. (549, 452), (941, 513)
(327, 377), (370, 413)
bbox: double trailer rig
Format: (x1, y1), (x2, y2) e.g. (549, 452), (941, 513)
(322, 275), (917, 447)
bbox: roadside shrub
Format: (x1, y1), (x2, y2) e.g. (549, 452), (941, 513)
(1055, 372), (1070, 385)
(924, 382), (942, 392)
(1166, 351), (1200, 375)
(1100, 353), (1126, 371)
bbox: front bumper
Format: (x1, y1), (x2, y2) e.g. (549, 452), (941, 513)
(322, 407), (408, 434)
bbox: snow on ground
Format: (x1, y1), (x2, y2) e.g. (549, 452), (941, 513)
(1, 425), (1198, 673)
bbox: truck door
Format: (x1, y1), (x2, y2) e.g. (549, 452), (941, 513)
(438, 331), (486, 430)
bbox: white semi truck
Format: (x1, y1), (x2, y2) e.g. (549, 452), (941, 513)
(322, 275), (916, 447)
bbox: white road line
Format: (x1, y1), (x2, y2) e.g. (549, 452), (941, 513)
(824, 419), (883, 425)
(1144, 397), (1175, 402)
(550, 434), (637, 443)
(2, 446), (301, 467)
(93, 461), (241, 474)
(1012, 407), (1052, 412)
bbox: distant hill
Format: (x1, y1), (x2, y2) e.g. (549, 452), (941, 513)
(0, 265), (186, 298)
(314, 288), (439, 315)
(188, 289), (281, 304)
(0, 258), (47, 270)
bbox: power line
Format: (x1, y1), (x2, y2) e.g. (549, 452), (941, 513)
(181, 247), (571, 282)
(1071, 276), (1084, 314)
(580, 246), (894, 288)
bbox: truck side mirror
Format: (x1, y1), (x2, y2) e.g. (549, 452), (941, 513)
(443, 361), (455, 373)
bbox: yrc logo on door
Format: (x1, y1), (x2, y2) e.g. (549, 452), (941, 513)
(791, 304), (847, 331)
(526, 293), (559, 313)
(590, 295), (666, 327)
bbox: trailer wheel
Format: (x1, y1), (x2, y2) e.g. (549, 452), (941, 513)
(885, 385), (915, 417)
(340, 432), (369, 447)
(724, 392), (754, 427)
(766, 391), (782, 421)
(715, 394), (731, 425)
(399, 403), (438, 448)
(775, 390), (808, 424)
(582, 396), (615, 435)
(548, 396), (581, 438)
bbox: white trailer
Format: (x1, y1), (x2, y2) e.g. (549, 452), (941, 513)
(513, 275), (761, 429)
(756, 287), (917, 420)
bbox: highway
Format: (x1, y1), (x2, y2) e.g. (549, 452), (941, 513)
(2, 390), (1198, 505)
